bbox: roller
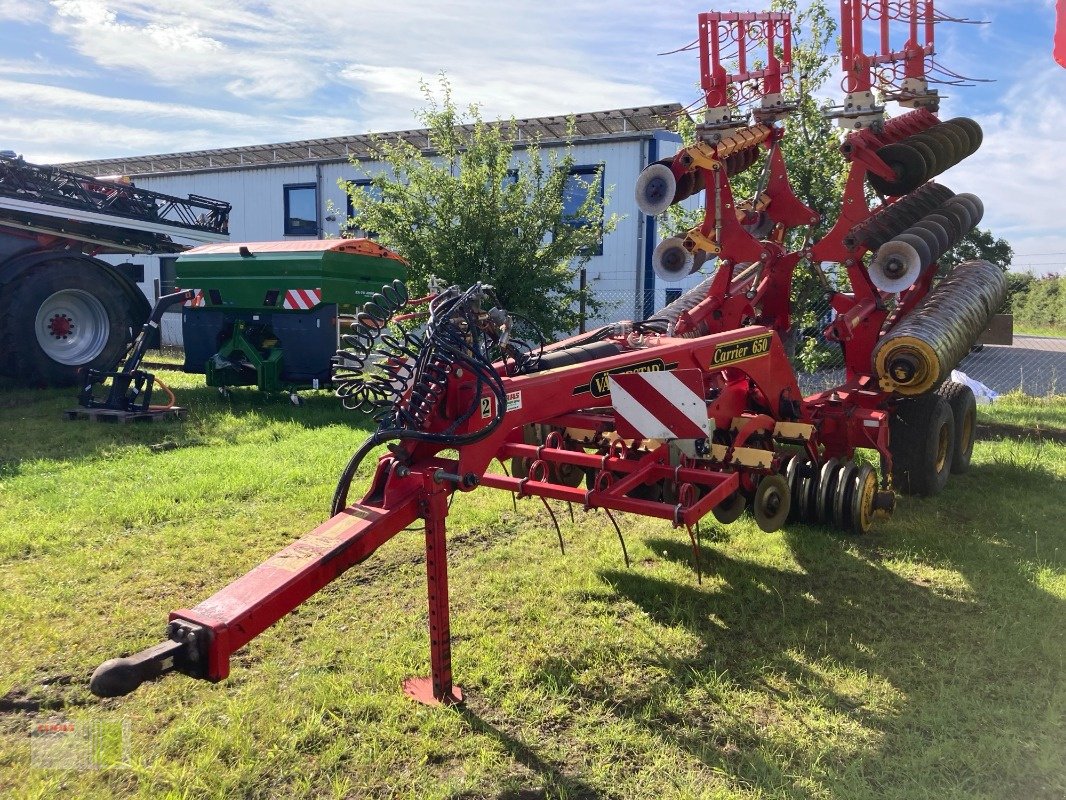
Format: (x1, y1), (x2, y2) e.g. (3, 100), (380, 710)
(652, 236), (696, 281)
(873, 259), (1007, 395)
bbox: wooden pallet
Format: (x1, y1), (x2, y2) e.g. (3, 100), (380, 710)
(63, 407), (187, 423)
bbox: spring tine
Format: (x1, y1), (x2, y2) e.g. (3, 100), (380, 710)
(686, 523), (703, 584)
(566, 501), (575, 524)
(540, 497), (565, 555)
(498, 459), (518, 513)
(603, 509), (630, 568)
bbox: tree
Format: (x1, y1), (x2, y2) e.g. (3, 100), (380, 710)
(937, 226), (1013, 272)
(344, 77), (617, 338)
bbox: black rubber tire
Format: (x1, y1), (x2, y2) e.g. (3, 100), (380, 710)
(0, 260), (137, 386)
(869, 143), (929, 196)
(890, 393), (956, 496)
(937, 380), (977, 474)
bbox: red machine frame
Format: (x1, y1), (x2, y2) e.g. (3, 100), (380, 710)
(90, 4), (989, 708)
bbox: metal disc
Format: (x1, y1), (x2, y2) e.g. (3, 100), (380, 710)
(905, 138), (937, 182)
(785, 454), (806, 522)
(652, 237), (695, 282)
(848, 464), (878, 535)
(913, 219), (951, 256)
(903, 225), (942, 263)
(947, 117), (983, 152)
(907, 133), (945, 176)
(712, 490), (747, 524)
(940, 121), (975, 161)
(925, 212), (960, 245)
(869, 143), (929, 196)
(831, 462), (858, 527)
(635, 163), (677, 216)
(953, 192), (984, 227)
(942, 199), (973, 234)
(870, 239), (923, 293)
(797, 465), (819, 523)
(814, 458), (842, 525)
(921, 127), (959, 173)
(753, 474), (791, 533)
(895, 232), (932, 270)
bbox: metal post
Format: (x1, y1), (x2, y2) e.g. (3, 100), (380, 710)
(402, 477), (463, 706)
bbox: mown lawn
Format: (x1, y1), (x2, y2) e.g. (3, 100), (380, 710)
(1, 366), (1064, 799)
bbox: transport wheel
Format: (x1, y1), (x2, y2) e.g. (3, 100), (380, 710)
(868, 143), (928, 196)
(712, 490), (747, 524)
(831, 461), (858, 527)
(937, 380), (977, 474)
(0, 260), (137, 386)
(846, 464), (878, 535)
(890, 393), (955, 496)
(753, 474), (791, 533)
(814, 458), (842, 525)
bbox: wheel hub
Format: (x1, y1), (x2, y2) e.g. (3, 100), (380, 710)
(47, 314), (74, 338)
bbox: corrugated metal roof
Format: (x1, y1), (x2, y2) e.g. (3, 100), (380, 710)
(56, 104), (685, 177)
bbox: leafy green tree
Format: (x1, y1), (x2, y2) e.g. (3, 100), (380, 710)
(344, 78), (617, 337)
(938, 227), (1013, 272)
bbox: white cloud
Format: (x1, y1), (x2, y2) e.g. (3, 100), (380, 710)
(0, 0), (47, 22)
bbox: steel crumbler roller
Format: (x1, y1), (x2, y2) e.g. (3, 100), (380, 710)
(91, 4), (1006, 707)
(875, 259), (1006, 395)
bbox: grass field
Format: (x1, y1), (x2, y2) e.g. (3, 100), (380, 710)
(1, 366), (1065, 799)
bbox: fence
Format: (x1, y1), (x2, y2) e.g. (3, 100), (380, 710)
(587, 289), (1064, 398)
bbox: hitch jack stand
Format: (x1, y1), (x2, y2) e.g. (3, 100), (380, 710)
(403, 476), (463, 706)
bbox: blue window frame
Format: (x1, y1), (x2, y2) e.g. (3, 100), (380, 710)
(283, 183), (317, 236)
(559, 164), (604, 256)
(344, 179), (382, 239)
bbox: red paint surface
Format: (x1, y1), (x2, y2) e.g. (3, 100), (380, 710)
(1058, 0), (1066, 68)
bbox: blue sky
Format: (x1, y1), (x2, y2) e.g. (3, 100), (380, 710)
(1, 0), (1063, 272)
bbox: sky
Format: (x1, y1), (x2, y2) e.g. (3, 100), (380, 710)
(1, 0), (1064, 273)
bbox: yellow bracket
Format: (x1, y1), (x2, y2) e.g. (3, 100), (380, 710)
(683, 227), (720, 256)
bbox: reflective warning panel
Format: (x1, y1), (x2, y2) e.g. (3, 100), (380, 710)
(610, 368), (709, 441)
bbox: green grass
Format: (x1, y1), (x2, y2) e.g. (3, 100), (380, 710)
(1, 368), (1065, 799)
(1013, 324), (1066, 339)
(979, 392), (1066, 432)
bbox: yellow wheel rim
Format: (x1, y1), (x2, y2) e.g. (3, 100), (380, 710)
(935, 420), (950, 472)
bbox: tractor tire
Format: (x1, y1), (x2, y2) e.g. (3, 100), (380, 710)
(890, 393), (955, 496)
(0, 260), (138, 386)
(937, 380), (977, 474)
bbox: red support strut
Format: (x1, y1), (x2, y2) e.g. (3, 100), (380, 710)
(402, 475), (463, 706)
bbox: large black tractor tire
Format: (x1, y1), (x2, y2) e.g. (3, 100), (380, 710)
(937, 380), (977, 474)
(0, 260), (138, 387)
(890, 393), (955, 496)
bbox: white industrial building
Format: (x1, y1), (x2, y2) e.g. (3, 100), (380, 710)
(59, 105), (703, 343)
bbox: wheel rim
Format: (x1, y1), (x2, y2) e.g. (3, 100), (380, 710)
(935, 421), (950, 472)
(961, 409), (975, 452)
(34, 289), (110, 366)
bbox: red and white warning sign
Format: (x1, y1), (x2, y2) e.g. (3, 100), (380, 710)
(609, 368), (709, 441)
(182, 289), (205, 308)
(282, 288), (322, 310)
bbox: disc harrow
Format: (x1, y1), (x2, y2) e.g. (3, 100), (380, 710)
(90, 3), (1006, 708)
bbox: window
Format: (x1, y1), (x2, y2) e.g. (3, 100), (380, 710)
(284, 184), (318, 236)
(344, 179), (381, 239)
(665, 288), (683, 305)
(558, 164), (604, 256)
